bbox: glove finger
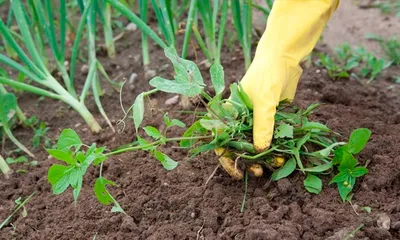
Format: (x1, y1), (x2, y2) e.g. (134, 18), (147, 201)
(252, 99), (277, 152)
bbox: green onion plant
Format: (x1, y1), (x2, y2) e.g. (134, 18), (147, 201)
(97, 0), (116, 58)
(0, 0), (114, 133)
(231, 0), (253, 70)
(189, 0), (228, 64)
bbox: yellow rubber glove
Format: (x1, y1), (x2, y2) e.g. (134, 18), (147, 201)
(241, 0), (340, 152)
(215, 0), (339, 180)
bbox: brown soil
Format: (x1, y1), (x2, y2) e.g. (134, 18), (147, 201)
(1, 6), (400, 240)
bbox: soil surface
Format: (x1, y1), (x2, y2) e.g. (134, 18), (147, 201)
(1, 3), (400, 240)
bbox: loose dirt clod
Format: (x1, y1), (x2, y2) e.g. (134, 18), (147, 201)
(377, 213), (391, 230)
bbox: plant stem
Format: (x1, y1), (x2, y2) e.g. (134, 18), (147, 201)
(3, 125), (35, 158)
(181, 0), (197, 58)
(139, 0), (150, 66)
(235, 146), (279, 160)
(0, 192), (35, 229)
(105, 135), (212, 156)
(240, 170), (248, 213)
(107, 0), (168, 49)
(103, 2), (116, 58)
(0, 154), (11, 179)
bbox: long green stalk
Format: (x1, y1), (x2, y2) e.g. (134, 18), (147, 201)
(231, 0), (252, 69)
(106, 0), (168, 49)
(98, 0), (116, 58)
(151, 0), (175, 46)
(86, 0), (114, 131)
(181, 0), (198, 58)
(0, 154), (11, 179)
(140, 0), (150, 66)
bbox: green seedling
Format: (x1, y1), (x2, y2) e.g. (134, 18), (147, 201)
(317, 44), (392, 82)
(25, 116), (51, 148)
(366, 34), (400, 65)
(47, 47), (371, 210)
(361, 55), (392, 83)
(330, 128), (371, 201)
(316, 44), (359, 79)
(0, 192), (35, 229)
(371, 0), (400, 18)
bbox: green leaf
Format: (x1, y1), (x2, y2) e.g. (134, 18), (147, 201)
(143, 126), (162, 140)
(0, 93), (17, 124)
(300, 122), (330, 132)
(133, 93), (145, 132)
(199, 119), (227, 131)
(57, 129), (82, 152)
(47, 149), (75, 165)
(180, 121), (207, 148)
(329, 171), (348, 185)
(6, 156), (28, 164)
(210, 63), (225, 95)
(350, 167), (368, 177)
(238, 83), (253, 110)
(274, 124), (294, 139)
(94, 177), (125, 213)
(150, 77), (203, 97)
(154, 150), (178, 170)
(69, 168), (83, 203)
(338, 180), (353, 202)
(313, 142), (344, 158)
(360, 206), (371, 214)
(52, 172), (71, 195)
(348, 128), (371, 154)
(189, 143), (218, 159)
(332, 145), (349, 165)
(296, 132), (311, 150)
(272, 158), (296, 181)
(304, 174), (322, 194)
(229, 83), (246, 113)
(303, 163), (332, 173)
(170, 119), (185, 128)
(163, 113), (171, 126)
(338, 153), (358, 171)
(149, 47), (204, 97)
(48, 164), (69, 186)
(136, 136), (154, 151)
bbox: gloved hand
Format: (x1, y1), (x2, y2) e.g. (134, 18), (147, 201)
(217, 0), (340, 179)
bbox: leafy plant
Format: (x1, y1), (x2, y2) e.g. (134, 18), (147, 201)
(316, 44), (359, 79)
(316, 43), (392, 82)
(361, 55), (392, 83)
(366, 34), (400, 65)
(25, 116), (51, 148)
(371, 0), (400, 18)
(0, 0), (114, 133)
(47, 47), (371, 210)
(329, 128), (371, 201)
